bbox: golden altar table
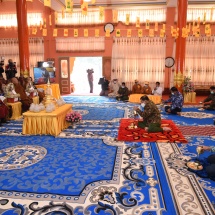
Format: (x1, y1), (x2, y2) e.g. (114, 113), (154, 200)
(36, 83), (60, 99)
(7, 102), (22, 120)
(129, 94), (161, 104)
(22, 104), (72, 136)
(184, 92), (196, 103)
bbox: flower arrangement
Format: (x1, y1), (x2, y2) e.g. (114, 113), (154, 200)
(66, 111), (82, 123)
(182, 76), (195, 93)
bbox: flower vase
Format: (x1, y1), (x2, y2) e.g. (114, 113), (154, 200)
(71, 122), (77, 129)
(183, 92), (196, 103)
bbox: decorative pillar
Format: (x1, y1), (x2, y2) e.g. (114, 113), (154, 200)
(174, 0), (188, 91)
(164, 7), (176, 94)
(16, 0), (30, 78)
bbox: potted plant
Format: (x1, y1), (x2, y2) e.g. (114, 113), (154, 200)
(65, 111), (82, 128)
(182, 76), (195, 93)
(182, 76), (195, 103)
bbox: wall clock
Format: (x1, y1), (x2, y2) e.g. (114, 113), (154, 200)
(104, 23), (115, 34)
(165, 57), (175, 68)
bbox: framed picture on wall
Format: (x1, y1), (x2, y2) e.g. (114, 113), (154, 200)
(61, 59), (68, 78)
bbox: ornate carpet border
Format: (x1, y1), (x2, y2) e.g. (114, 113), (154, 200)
(156, 142), (214, 215)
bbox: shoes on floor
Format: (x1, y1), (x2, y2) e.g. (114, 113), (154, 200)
(198, 108), (205, 111)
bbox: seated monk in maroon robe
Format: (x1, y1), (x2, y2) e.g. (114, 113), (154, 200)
(11, 77), (33, 112)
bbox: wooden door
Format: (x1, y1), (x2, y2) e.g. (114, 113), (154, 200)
(102, 57), (111, 81)
(59, 57), (71, 95)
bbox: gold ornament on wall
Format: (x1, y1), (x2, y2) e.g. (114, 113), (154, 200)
(173, 71), (184, 87)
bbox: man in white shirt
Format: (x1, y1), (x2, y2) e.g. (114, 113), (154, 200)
(108, 79), (120, 97)
(152, 82), (163, 96)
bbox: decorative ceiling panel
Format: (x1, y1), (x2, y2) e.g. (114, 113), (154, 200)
(45, 0), (215, 12)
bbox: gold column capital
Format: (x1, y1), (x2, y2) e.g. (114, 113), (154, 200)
(21, 69), (29, 78)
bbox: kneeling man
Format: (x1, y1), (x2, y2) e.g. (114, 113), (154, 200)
(133, 95), (171, 132)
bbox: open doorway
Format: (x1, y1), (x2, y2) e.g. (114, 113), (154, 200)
(70, 57), (102, 95)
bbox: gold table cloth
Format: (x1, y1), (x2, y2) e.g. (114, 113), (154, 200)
(7, 102), (22, 120)
(33, 96), (39, 104)
(129, 94), (161, 104)
(36, 83), (60, 99)
(22, 104), (72, 136)
(184, 92), (196, 103)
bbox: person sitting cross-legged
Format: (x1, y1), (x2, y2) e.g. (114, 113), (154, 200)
(10, 77), (33, 112)
(199, 86), (215, 111)
(116, 82), (129, 101)
(142, 81), (152, 95)
(152, 81), (163, 96)
(0, 84), (11, 124)
(108, 79), (120, 97)
(131, 80), (142, 94)
(163, 86), (183, 115)
(133, 95), (171, 132)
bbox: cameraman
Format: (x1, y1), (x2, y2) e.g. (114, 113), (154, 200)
(0, 61), (4, 78)
(5, 59), (17, 80)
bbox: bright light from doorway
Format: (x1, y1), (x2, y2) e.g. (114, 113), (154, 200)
(70, 57), (102, 95)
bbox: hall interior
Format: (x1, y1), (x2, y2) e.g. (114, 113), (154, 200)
(0, 0), (215, 95)
(0, 1), (215, 214)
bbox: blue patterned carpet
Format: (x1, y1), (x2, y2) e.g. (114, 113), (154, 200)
(161, 106), (215, 126)
(0, 136), (117, 196)
(0, 96), (214, 214)
(62, 95), (117, 103)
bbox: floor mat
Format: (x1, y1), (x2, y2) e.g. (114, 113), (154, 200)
(117, 119), (188, 143)
(178, 125), (215, 136)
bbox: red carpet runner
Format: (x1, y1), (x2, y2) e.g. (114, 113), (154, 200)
(117, 119), (188, 143)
